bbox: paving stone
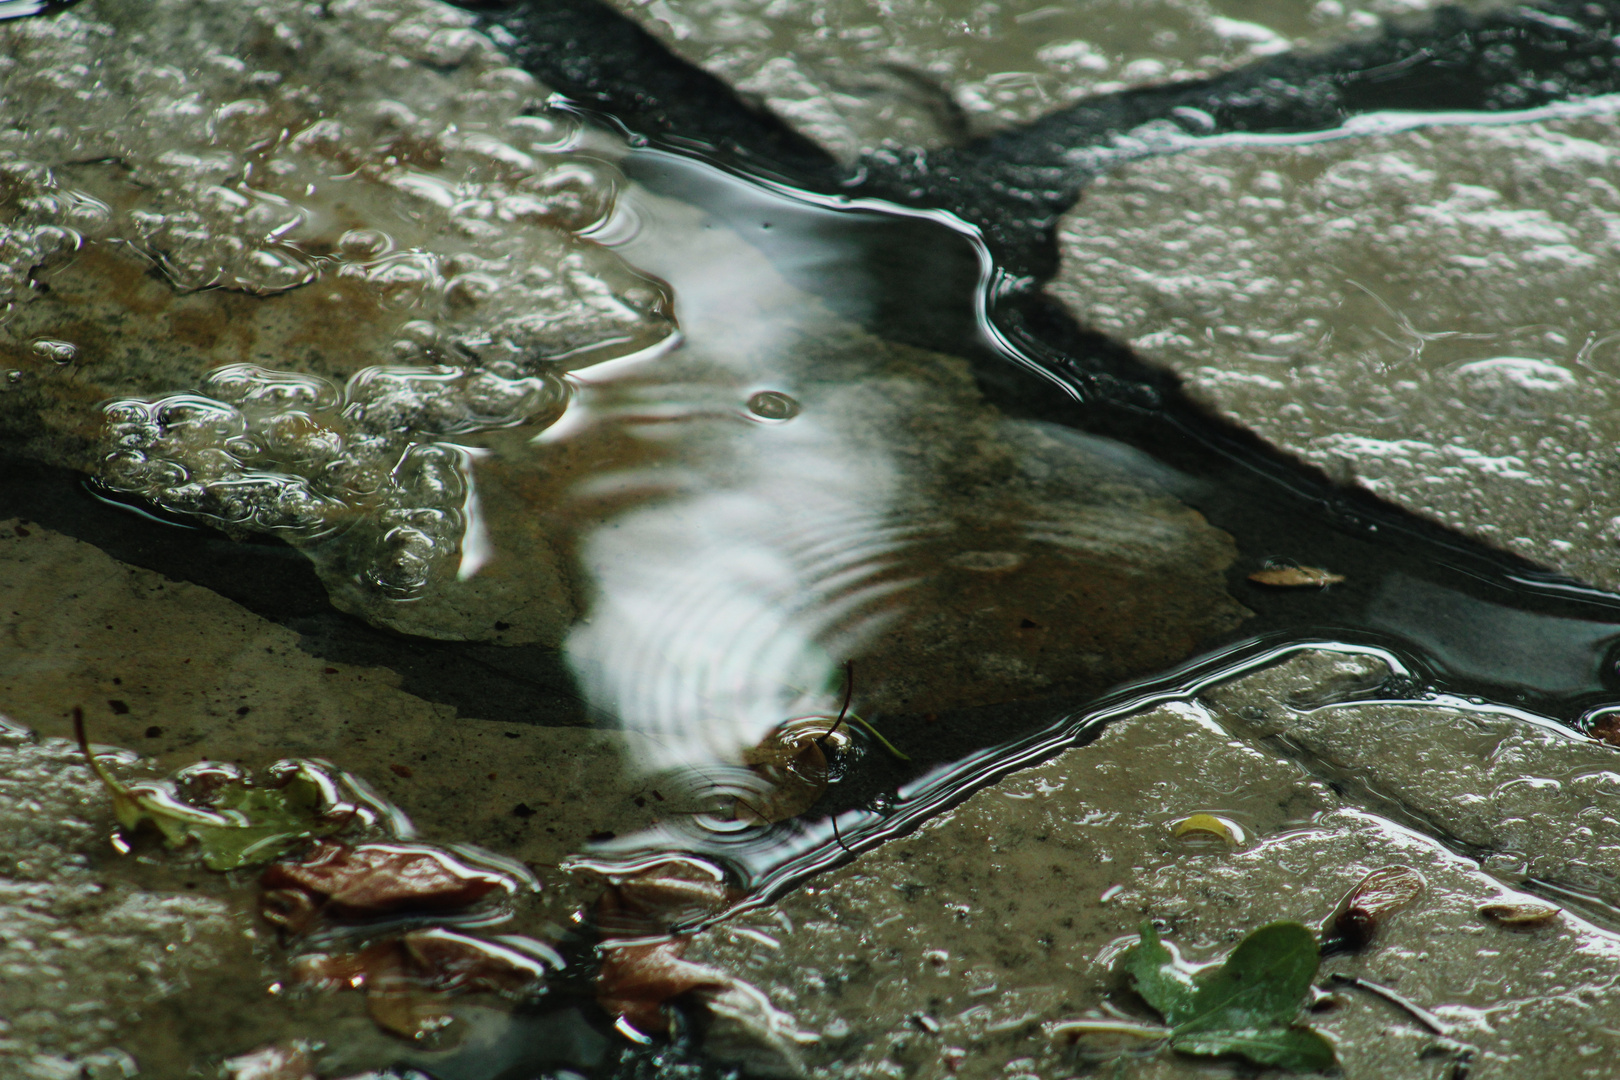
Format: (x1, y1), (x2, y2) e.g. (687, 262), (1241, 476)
(1050, 107), (1620, 592)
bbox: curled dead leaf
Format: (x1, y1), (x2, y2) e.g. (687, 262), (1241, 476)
(1326, 866), (1425, 951)
(1248, 565), (1346, 588)
(1480, 902), (1560, 927)
(597, 937), (732, 1037)
(262, 840), (515, 919)
(734, 717), (851, 825)
(597, 857), (733, 939)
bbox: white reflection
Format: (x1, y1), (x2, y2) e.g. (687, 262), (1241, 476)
(558, 162), (918, 772)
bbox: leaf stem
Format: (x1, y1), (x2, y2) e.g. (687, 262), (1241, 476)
(1327, 973), (1447, 1035)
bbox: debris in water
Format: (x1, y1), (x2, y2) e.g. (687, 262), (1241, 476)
(1170, 813), (1244, 847)
(595, 857), (733, 938)
(220, 1040), (319, 1080)
(75, 706), (354, 870)
(597, 937), (733, 1037)
(291, 928), (560, 1041)
(260, 839), (520, 922)
(1480, 901), (1561, 927)
(1324, 866), (1426, 953)
(1248, 564), (1346, 588)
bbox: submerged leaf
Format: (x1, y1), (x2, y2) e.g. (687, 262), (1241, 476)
(1122, 922), (1198, 1027)
(596, 857), (732, 938)
(1171, 1026), (1336, 1070)
(220, 1041), (320, 1080)
(262, 840), (514, 918)
(1248, 565), (1345, 588)
(597, 937), (733, 1037)
(75, 708), (343, 868)
(292, 928), (556, 1040)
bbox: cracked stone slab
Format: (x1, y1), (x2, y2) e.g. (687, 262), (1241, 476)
(1049, 106), (1620, 593)
(597, 0), (1505, 158)
(687, 649), (1620, 1079)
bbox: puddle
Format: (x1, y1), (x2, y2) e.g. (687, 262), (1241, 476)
(9, 1), (1620, 1078)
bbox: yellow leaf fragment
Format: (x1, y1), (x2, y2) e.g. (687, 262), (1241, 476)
(1171, 813), (1244, 846)
(1480, 902), (1560, 927)
(1248, 565), (1346, 588)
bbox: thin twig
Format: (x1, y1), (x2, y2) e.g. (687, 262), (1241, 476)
(1328, 973), (1447, 1034)
(823, 660), (854, 742)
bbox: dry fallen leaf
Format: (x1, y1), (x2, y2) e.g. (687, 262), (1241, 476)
(291, 928), (557, 1040)
(597, 937), (733, 1037)
(262, 840), (513, 918)
(597, 857), (733, 939)
(1328, 866), (1425, 949)
(735, 716), (852, 825)
(1480, 902), (1561, 927)
(1248, 565), (1346, 588)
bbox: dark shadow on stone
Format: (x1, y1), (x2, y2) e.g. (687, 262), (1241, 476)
(459, 0), (842, 185)
(0, 452), (590, 726)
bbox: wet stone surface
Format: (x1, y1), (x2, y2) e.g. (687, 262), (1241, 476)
(0, 720), (252, 1078)
(0, 0), (670, 627)
(0, 518), (668, 916)
(596, 0), (1505, 159)
(1049, 106), (1620, 594)
(686, 649), (1620, 1079)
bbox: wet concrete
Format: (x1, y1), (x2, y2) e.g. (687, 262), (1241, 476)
(1049, 105), (1620, 596)
(687, 650), (1620, 1079)
(590, 0), (1507, 158)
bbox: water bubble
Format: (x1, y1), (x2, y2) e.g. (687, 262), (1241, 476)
(337, 228), (394, 261)
(746, 390), (801, 422)
(204, 365), (340, 413)
(30, 339), (77, 365)
(5, 370), (20, 385)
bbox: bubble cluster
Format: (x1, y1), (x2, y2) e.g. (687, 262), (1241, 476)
(0, 0), (681, 599)
(0, 0), (673, 363)
(102, 361), (568, 595)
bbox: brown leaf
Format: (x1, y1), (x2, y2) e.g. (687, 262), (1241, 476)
(221, 1042), (319, 1080)
(260, 886), (322, 935)
(262, 840), (511, 917)
(1481, 902), (1560, 927)
(597, 858), (732, 939)
(1248, 565), (1346, 588)
(735, 717), (850, 825)
(289, 941), (398, 993)
(400, 927), (557, 995)
(1329, 866), (1425, 949)
(597, 937), (732, 1036)
(290, 929), (554, 1042)
(1589, 713), (1620, 747)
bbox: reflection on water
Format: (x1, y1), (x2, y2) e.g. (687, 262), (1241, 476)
(17, 1), (1620, 1076)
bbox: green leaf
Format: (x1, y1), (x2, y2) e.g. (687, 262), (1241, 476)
(1173, 922), (1320, 1034)
(1122, 922), (1199, 1026)
(1171, 1027), (1336, 1070)
(76, 709), (341, 870)
(193, 774), (333, 870)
